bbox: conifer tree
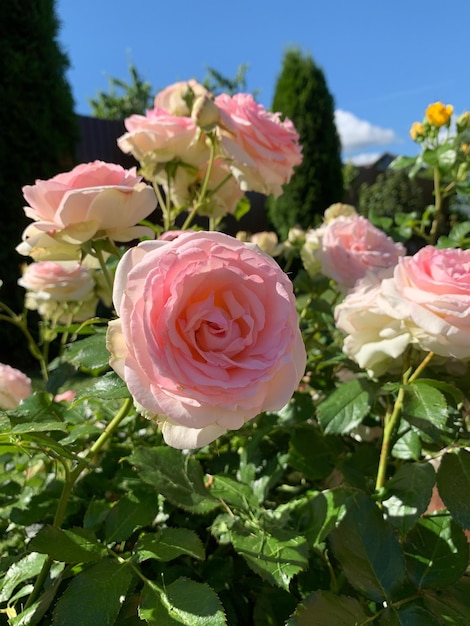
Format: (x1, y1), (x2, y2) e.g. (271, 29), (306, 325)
(267, 49), (344, 238)
(0, 0), (79, 366)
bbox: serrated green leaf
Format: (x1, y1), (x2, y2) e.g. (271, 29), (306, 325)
(28, 526), (106, 563)
(230, 523), (308, 589)
(64, 333), (110, 373)
(287, 591), (370, 626)
(392, 428), (422, 460)
(105, 490), (160, 543)
(423, 577), (470, 625)
(317, 379), (375, 434)
(128, 447), (219, 513)
(329, 492), (405, 602)
(139, 578), (226, 625)
(209, 475), (258, 511)
(0, 552), (47, 603)
(7, 393), (68, 433)
(51, 559), (132, 626)
(73, 371), (130, 402)
(379, 603), (441, 626)
(404, 514), (469, 588)
(383, 462), (436, 535)
(134, 527), (205, 562)
(403, 382), (448, 443)
(294, 488), (349, 546)
(288, 425), (339, 480)
(436, 449), (470, 529)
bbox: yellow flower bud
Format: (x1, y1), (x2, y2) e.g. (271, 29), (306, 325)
(456, 111), (470, 133)
(425, 102), (453, 127)
(410, 121), (424, 141)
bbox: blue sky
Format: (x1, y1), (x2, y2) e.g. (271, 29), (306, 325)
(56, 0), (469, 165)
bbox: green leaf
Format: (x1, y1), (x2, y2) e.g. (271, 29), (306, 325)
(0, 552), (47, 603)
(383, 462), (436, 535)
(287, 591), (370, 626)
(317, 379), (376, 434)
(105, 490), (160, 543)
(74, 371), (130, 402)
(404, 514), (469, 588)
(288, 425), (339, 480)
(436, 449), (470, 529)
(230, 523), (308, 589)
(64, 332), (110, 374)
(392, 428), (422, 460)
(294, 488), (349, 546)
(437, 147), (457, 171)
(402, 381), (448, 443)
(128, 447), (219, 513)
(379, 603), (441, 626)
(329, 492), (406, 602)
(233, 195), (251, 220)
(390, 155), (419, 171)
(51, 559), (133, 626)
(8, 393), (68, 433)
(423, 577), (470, 625)
(28, 526), (106, 563)
(139, 578), (227, 625)
(134, 527), (205, 562)
(209, 475), (258, 511)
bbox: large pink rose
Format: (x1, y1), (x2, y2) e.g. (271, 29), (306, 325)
(311, 215), (406, 290)
(118, 108), (209, 172)
(0, 364), (32, 410)
(106, 231), (306, 449)
(21, 161), (156, 247)
(380, 246), (470, 359)
(215, 93), (302, 198)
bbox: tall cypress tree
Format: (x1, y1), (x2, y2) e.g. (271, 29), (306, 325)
(268, 49), (344, 239)
(0, 0), (79, 367)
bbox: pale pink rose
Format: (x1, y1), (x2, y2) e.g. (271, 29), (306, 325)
(118, 108), (209, 173)
(18, 261), (98, 322)
(106, 231), (306, 449)
(21, 161), (156, 247)
(54, 390), (76, 403)
(154, 80), (210, 116)
(334, 272), (413, 376)
(158, 230), (187, 242)
(380, 246), (470, 359)
(16, 224), (82, 261)
(0, 364), (32, 410)
(314, 215), (406, 290)
(215, 93), (302, 198)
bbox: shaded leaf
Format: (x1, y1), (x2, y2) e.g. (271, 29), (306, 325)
(294, 488), (350, 546)
(317, 379), (376, 434)
(423, 577), (470, 625)
(134, 527), (205, 562)
(139, 578), (226, 625)
(288, 425), (339, 480)
(403, 382), (448, 443)
(128, 447), (219, 513)
(105, 490), (160, 543)
(329, 492), (405, 602)
(404, 514), (468, 588)
(52, 559), (132, 626)
(379, 602), (441, 625)
(28, 526), (106, 563)
(287, 591), (370, 626)
(209, 475), (258, 511)
(436, 448), (470, 529)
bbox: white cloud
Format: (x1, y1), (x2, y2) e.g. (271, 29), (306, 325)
(346, 152), (382, 166)
(335, 109), (399, 153)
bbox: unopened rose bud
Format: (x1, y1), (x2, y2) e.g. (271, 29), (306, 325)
(191, 95), (220, 130)
(456, 111), (470, 133)
(324, 203), (357, 222)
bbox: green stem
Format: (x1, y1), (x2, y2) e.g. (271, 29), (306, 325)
(92, 242), (114, 302)
(24, 397), (134, 608)
(429, 167), (443, 244)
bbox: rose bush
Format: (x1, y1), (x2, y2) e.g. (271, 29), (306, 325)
(106, 231), (306, 448)
(0, 363), (32, 410)
(19, 161), (157, 250)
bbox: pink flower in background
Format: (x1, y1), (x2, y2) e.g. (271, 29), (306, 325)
(216, 93), (302, 198)
(154, 79), (210, 116)
(118, 108), (209, 172)
(313, 215), (406, 290)
(21, 161), (156, 247)
(18, 261), (98, 322)
(0, 364), (32, 410)
(106, 231), (306, 449)
(54, 390), (76, 403)
(381, 246), (470, 359)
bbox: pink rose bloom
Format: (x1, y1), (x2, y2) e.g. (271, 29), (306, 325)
(154, 79), (210, 116)
(215, 93), (302, 198)
(380, 246), (470, 359)
(335, 272), (414, 376)
(54, 390), (76, 403)
(21, 161), (156, 248)
(106, 231), (306, 449)
(0, 364), (32, 410)
(118, 108), (209, 172)
(18, 261), (98, 322)
(315, 215), (406, 290)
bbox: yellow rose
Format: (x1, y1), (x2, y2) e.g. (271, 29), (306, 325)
(425, 102), (453, 127)
(410, 121), (424, 141)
